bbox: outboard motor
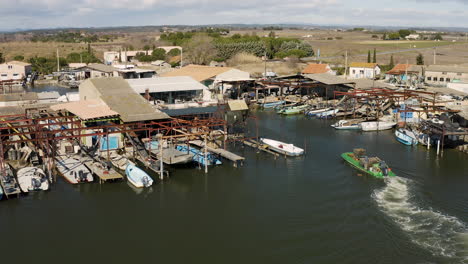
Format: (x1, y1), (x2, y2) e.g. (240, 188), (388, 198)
(78, 170), (86, 182)
(380, 161), (389, 176)
(31, 178), (41, 190)
(142, 176), (150, 187)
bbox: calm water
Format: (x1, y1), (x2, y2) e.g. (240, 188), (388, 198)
(1, 111), (467, 264)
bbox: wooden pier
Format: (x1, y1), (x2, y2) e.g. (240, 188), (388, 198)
(189, 140), (245, 167)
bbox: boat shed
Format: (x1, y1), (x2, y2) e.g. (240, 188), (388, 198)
(79, 77), (170, 122)
(303, 73), (356, 87)
(126, 76), (210, 104)
(50, 100), (120, 122)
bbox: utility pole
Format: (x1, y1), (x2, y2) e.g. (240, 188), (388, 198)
(180, 47), (183, 68)
(56, 48), (60, 72)
(405, 59), (409, 90)
(344, 50), (348, 79)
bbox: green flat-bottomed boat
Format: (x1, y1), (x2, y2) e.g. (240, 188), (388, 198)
(341, 149), (396, 178)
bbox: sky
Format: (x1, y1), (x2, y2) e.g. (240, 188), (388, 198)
(0, 0), (467, 31)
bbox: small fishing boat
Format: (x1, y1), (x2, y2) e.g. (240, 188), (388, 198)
(316, 108), (339, 118)
(145, 141), (193, 165)
(415, 131), (431, 146)
(277, 104), (309, 115)
(331, 120), (361, 130)
(262, 100), (285, 109)
(360, 121), (396, 131)
(305, 107), (332, 116)
(341, 149), (396, 178)
(260, 138), (304, 156)
(175, 145), (222, 166)
(0, 164), (21, 197)
(395, 128), (418, 146)
(16, 167), (49, 193)
(56, 157), (94, 184)
(125, 162), (153, 188)
(109, 153), (129, 171)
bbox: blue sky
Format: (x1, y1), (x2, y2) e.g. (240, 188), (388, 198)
(0, 0), (467, 30)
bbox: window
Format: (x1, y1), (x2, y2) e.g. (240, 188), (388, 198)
(446, 78), (450, 82)
(7, 65), (13, 69)
(442, 72), (447, 75)
(360, 70), (364, 74)
(457, 73), (462, 76)
(427, 77), (432, 81)
(352, 70), (356, 74)
(12, 73), (19, 77)
(1, 74), (7, 77)
(439, 77), (444, 82)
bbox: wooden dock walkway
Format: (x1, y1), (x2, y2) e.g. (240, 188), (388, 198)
(189, 140), (245, 167)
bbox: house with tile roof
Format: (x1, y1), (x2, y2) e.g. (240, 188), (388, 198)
(349, 62), (381, 79)
(302, 63), (335, 75)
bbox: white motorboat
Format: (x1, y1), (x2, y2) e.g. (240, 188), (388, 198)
(360, 121), (396, 131)
(16, 167), (49, 192)
(306, 107), (332, 116)
(125, 162), (153, 188)
(331, 120), (361, 130)
(316, 108), (339, 118)
(260, 138), (304, 156)
(56, 157), (94, 184)
(395, 128), (419, 146)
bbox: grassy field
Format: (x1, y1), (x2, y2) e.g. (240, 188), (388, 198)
(1, 28), (467, 69)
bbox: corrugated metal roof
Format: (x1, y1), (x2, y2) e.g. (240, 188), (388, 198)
(161, 64), (234, 82)
(126, 76), (207, 93)
(160, 106), (218, 116)
(228, 100), (248, 111)
(50, 100), (119, 120)
(303, 74), (356, 85)
(82, 77), (170, 122)
(350, 63), (379, 69)
(84, 64), (118, 73)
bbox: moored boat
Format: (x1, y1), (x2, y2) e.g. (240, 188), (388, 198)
(109, 153), (129, 171)
(56, 157), (94, 184)
(305, 107), (332, 116)
(262, 100), (285, 109)
(145, 141), (193, 165)
(260, 138), (304, 156)
(0, 185), (3, 200)
(125, 162), (153, 188)
(175, 145), (222, 166)
(316, 108), (339, 118)
(16, 167), (49, 193)
(360, 121), (396, 131)
(0, 164), (21, 197)
(395, 128), (418, 146)
(277, 104), (309, 115)
(331, 120), (361, 130)
(341, 149), (396, 178)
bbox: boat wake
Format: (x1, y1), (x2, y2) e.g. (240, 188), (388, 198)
(373, 177), (468, 261)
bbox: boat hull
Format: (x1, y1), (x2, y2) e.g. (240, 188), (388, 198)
(263, 101), (285, 109)
(341, 152), (396, 178)
(125, 163), (153, 188)
(261, 138), (304, 156)
(360, 122), (396, 131)
(395, 129), (418, 146)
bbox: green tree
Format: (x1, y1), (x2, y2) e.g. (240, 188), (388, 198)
(389, 55), (395, 69)
(152, 48), (167, 60)
(416, 53), (424, 65)
(373, 48), (377, 63)
(367, 50), (371, 63)
(382, 33), (387, 40)
(268, 31), (276, 38)
(434, 33), (443, 41)
(13, 55), (24, 61)
(167, 48), (181, 56)
(184, 34), (216, 65)
(398, 29), (412, 39)
(388, 32), (400, 40)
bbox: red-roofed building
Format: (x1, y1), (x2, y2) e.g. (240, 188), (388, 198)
(302, 63), (335, 75)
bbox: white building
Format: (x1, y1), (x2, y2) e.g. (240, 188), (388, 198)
(425, 65), (468, 87)
(405, 34), (421, 40)
(349, 63), (381, 79)
(0, 61), (32, 81)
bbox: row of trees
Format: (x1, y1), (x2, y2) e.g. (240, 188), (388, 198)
(134, 48), (181, 64)
(382, 30), (443, 41)
(31, 32), (117, 43)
